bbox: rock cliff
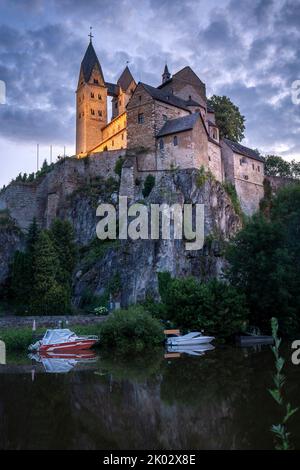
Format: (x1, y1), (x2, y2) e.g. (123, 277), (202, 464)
(0, 153), (242, 307)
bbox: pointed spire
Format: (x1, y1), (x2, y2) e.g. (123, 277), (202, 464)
(162, 64), (171, 84)
(80, 39), (105, 84)
(117, 65), (135, 91)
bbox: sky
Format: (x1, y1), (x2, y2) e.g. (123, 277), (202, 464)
(0, 0), (299, 187)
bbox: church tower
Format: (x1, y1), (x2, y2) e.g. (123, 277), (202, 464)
(76, 30), (108, 156)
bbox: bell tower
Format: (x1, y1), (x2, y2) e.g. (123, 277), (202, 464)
(76, 29), (108, 156)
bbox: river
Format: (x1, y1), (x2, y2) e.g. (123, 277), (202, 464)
(0, 344), (299, 450)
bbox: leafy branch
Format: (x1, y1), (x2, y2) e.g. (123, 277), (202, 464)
(269, 317), (298, 450)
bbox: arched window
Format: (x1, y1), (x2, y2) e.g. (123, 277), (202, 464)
(91, 92), (94, 98)
(173, 135), (178, 146)
(159, 139), (164, 150)
(98, 94), (102, 100)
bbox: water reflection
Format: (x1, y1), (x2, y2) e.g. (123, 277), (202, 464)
(28, 351), (98, 374)
(0, 345), (299, 450)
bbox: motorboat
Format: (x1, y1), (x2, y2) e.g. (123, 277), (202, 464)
(167, 343), (215, 356)
(28, 329), (99, 353)
(166, 331), (215, 347)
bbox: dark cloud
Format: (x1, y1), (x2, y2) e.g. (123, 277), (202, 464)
(0, 0), (299, 169)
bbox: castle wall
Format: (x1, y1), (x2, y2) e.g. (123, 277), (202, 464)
(91, 113), (127, 153)
(208, 141), (223, 182)
(127, 87), (156, 152)
(156, 119), (208, 171)
(0, 151), (126, 231)
(235, 179), (264, 216)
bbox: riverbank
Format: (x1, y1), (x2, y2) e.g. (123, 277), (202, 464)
(0, 314), (107, 329)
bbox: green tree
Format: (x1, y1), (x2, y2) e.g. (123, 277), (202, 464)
(264, 155), (292, 177)
(208, 95), (246, 142)
(159, 277), (248, 339)
(226, 185), (300, 335)
(30, 231), (69, 314)
(49, 219), (77, 285)
(10, 218), (40, 308)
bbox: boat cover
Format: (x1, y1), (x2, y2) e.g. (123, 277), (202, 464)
(42, 329), (76, 345)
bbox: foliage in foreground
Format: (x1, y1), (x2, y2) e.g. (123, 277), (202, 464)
(226, 185), (300, 336)
(269, 318), (298, 450)
(153, 274), (248, 339)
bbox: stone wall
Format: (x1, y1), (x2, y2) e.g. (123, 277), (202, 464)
(0, 315), (106, 329)
(0, 151), (126, 233)
(208, 141), (223, 182)
(265, 175), (298, 192)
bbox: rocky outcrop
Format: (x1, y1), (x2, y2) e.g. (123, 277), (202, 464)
(0, 154), (242, 306)
(74, 168), (242, 306)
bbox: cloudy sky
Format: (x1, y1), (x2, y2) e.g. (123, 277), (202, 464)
(0, 0), (299, 186)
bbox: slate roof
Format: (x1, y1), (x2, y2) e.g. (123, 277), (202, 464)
(185, 98), (201, 107)
(157, 113), (200, 137)
(223, 138), (265, 162)
(117, 66), (135, 91)
(140, 83), (190, 111)
(81, 42), (105, 83)
(106, 82), (119, 97)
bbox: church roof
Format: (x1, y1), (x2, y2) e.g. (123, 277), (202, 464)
(140, 82), (190, 111)
(157, 112), (201, 137)
(80, 42), (105, 83)
(106, 82), (119, 96)
(223, 138), (265, 162)
(117, 66), (135, 91)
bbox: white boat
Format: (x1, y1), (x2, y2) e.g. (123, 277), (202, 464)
(167, 331), (215, 346)
(167, 343), (215, 356)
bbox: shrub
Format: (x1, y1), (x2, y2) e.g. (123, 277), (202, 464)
(99, 305), (164, 352)
(160, 277), (248, 339)
(142, 174), (155, 198)
(222, 182), (244, 219)
(114, 158), (124, 177)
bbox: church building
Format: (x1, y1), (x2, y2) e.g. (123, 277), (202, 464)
(75, 35), (265, 215)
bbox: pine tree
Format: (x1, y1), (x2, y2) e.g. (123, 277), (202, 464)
(49, 219), (77, 284)
(30, 231), (69, 314)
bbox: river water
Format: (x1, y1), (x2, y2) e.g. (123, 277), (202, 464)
(0, 344), (299, 450)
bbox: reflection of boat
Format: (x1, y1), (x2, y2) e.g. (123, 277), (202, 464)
(166, 343), (215, 357)
(29, 350), (98, 373)
(28, 329), (99, 353)
(167, 331), (215, 347)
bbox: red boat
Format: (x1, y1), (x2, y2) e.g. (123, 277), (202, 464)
(28, 329), (99, 353)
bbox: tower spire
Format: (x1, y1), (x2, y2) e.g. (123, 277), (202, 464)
(162, 63), (171, 84)
(88, 26), (93, 43)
